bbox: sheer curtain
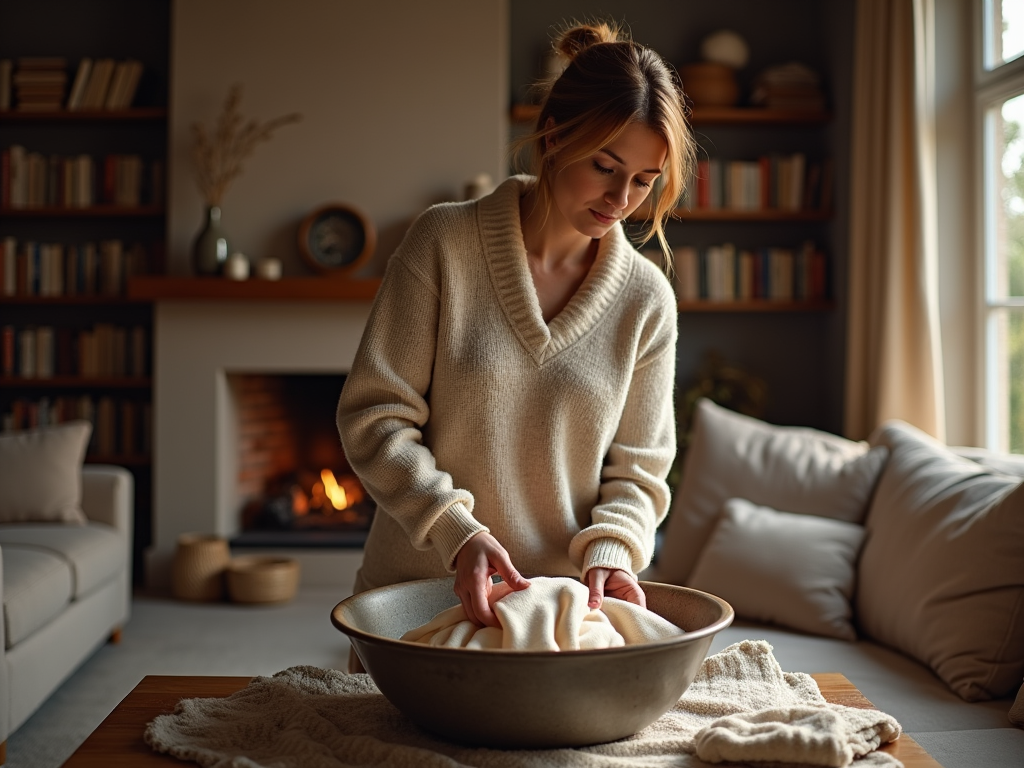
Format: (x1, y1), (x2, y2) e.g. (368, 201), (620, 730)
(844, 0), (945, 441)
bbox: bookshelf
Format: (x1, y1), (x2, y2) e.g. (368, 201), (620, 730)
(510, 0), (851, 432)
(0, 0), (171, 585)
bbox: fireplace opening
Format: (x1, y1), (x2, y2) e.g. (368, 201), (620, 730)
(229, 373), (372, 547)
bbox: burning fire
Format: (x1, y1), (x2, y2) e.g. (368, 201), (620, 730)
(291, 468), (365, 522)
(320, 469), (348, 510)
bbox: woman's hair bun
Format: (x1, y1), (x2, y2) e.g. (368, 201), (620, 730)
(555, 22), (620, 62)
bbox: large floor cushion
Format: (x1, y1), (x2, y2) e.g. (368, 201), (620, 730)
(0, 523), (124, 599)
(2, 545), (73, 648)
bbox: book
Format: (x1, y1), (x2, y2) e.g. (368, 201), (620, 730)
(81, 58), (115, 110)
(0, 59), (12, 110)
(35, 326), (54, 378)
(1, 237), (15, 296)
(1, 325), (14, 376)
(119, 60), (143, 109)
(18, 327), (36, 377)
(66, 58), (92, 110)
(104, 61), (130, 110)
(673, 245), (699, 301)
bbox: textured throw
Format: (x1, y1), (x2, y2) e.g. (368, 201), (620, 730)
(401, 577), (685, 650)
(145, 640), (902, 768)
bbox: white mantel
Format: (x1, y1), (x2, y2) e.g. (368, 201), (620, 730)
(146, 295), (372, 589)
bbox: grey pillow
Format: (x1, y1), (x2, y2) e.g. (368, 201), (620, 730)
(0, 421), (91, 524)
(858, 420), (1024, 701)
(658, 399), (888, 585)
(688, 498), (865, 641)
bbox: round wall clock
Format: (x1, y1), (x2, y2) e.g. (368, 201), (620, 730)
(298, 203), (376, 276)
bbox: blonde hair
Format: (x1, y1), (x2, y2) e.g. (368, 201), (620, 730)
(512, 22), (695, 272)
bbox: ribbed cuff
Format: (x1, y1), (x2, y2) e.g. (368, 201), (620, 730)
(581, 538), (636, 581)
(428, 501), (489, 572)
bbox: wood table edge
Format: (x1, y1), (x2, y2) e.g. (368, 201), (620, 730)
(61, 673), (941, 767)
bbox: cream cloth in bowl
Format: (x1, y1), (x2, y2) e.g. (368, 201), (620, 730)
(400, 576), (685, 650)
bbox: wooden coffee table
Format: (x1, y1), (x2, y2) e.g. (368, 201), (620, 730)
(61, 673), (941, 767)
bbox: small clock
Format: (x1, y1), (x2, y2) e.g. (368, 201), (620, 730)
(298, 203), (376, 276)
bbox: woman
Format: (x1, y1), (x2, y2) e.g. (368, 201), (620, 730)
(337, 22), (695, 636)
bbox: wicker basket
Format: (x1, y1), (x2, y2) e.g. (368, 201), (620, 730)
(172, 534), (230, 602)
(226, 555), (301, 604)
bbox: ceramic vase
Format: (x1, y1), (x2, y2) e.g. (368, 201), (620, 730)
(192, 205), (231, 275)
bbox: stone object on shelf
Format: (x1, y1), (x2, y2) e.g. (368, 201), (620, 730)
(700, 30), (750, 69)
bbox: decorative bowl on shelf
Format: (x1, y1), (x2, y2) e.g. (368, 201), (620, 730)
(331, 577), (733, 749)
(679, 62), (740, 108)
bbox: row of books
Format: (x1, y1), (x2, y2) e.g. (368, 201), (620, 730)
(684, 155), (832, 212)
(0, 57), (143, 112)
(2, 146), (165, 209)
(1, 237), (157, 297)
(0, 57), (66, 112)
(2, 396), (152, 458)
(672, 241), (828, 302)
(1, 323), (150, 379)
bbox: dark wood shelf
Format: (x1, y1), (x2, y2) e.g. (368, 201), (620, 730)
(0, 108), (167, 123)
(678, 299), (833, 312)
(128, 275), (382, 302)
(673, 208), (832, 221)
(0, 376), (151, 388)
(0, 294), (150, 305)
(85, 454), (151, 467)
(0, 205), (165, 218)
(510, 103), (830, 126)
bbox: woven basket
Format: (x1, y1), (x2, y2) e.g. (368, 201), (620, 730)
(226, 555), (300, 604)
(172, 534), (230, 602)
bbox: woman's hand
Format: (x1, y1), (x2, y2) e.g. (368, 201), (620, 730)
(454, 532), (530, 628)
(586, 567), (646, 610)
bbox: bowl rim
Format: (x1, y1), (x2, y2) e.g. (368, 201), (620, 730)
(331, 577), (734, 658)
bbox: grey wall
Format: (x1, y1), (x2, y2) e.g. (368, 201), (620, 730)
(169, 0), (509, 277)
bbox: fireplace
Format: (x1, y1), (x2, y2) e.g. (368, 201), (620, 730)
(147, 297), (374, 589)
(229, 373), (372, 546)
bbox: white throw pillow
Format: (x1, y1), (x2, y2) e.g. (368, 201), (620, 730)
(688, 498), (865, 641)
(0, 421), (91, 524)
(858, 420), (1024, 701)
(657, 399), (888, 585)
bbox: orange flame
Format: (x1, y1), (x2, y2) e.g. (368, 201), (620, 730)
(321, 468), (349, 511)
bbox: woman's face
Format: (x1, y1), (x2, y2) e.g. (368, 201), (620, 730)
(549, 122), (667, 240)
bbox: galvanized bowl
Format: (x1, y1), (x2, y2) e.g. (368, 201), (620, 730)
(331, 577), (733, 749)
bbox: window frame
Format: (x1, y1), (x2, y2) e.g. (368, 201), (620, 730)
(975, 0), (1024, 451)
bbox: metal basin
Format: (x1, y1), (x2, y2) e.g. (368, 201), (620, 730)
(331, 577), (733, 749)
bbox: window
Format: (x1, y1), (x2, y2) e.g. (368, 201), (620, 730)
(979, 0), (1024, 453)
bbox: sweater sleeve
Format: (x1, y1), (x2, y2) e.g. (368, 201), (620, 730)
(336, 211), (488, 571)
(569, 294), (678, 579)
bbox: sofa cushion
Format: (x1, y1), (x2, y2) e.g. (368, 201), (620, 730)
(2, 544), (73, 648)
(1011, 682), (1024, 728)
(858, 420), (1024, 702)
(0, 523), (124, 599)
(688, 498), (865, 641)
(0, 421), (91, 524)
(657, 399), (888, 584)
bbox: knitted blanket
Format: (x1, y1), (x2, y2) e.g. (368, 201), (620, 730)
(145, 640), (902, 768)
(401, 577), (686, 650)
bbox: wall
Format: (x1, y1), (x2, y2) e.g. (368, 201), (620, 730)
(169, 0), (509, 276)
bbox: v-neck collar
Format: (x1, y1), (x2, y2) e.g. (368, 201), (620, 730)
(477, 175), (634, 366)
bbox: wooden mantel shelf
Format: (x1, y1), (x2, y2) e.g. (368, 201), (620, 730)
(127, 276), (381, 302)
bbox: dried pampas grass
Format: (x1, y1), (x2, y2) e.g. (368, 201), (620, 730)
(192, 84), (302, 206)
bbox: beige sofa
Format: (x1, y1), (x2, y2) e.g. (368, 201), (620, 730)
(652, 399), (1024, 768)
(0, 424), (132, 761)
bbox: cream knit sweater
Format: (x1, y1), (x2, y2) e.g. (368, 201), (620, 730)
(337, 175), (677, 592)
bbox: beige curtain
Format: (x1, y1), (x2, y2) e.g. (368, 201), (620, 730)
(845, 0), (945, 441)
